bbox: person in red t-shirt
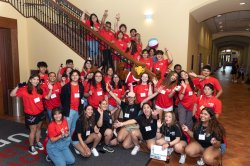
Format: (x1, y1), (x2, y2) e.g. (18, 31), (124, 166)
(140, 49), (153, 71)
(193, 83), (222, 120)
(81, 10), (101, 61)
(129, 28), (137, 41)
(178, 70), (197, 129)
(154, 71), (180, 120)
(153, 49), (173, 79)
(99, 10), (115, 70)
(107, 74), (125, 121)
(189, 65), (223, 98)
(114, 13), (130, 44)
(85, 71), (108, 109)
(132, 73), (152, 104)
(113, 31), (127, 70)
(37, 61), (48, 84)
(46, 108), (75, 165)
(135, 33), (143, 53)
(42, 72), (62, 121)
(10, 74), (45, 155)
(61, 67), (72, 87)
(104, 67), (114, 84)
(57, 59), (74, 81)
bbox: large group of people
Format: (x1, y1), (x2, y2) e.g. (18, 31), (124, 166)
(10, 9), (227, 166)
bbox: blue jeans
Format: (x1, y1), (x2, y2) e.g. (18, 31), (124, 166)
(47, 109), (52, 122)
(67, 109), (79, 136)
(87, 40), (99, 56)
(46, 137), (75, 166)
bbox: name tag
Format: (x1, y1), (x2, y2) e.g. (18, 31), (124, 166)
(165, 136), (170, 142)
(86, 130), (90, 136)
(145, 126), (152, 132)
(51, 94), (56, 99)
(74, 93), (80, 98)
(188, 91), (193, 96)
(156, 68), (160, 71)
(114, 93), (118, 96)
(34, 97), (40, 103)
(97, 91), (103, 96)
(124, 113), (130, 118)
(140, 93), (146, 97)
(160, 90), (166, 94)
(109, 119), (112, 124)
(198, 134), (206, 140)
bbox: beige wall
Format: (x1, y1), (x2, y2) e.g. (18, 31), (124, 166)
(27, 19), (84, 74)
(187, 15), (212, 73)
(0, 1), (29, 81)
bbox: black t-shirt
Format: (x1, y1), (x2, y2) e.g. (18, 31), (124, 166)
(72, 118), (95, 141)
(135, 114), (157, 140)
(94, 109), (112, 130)
(193, 124), (221, 148)
(160, 124), (186, 142)
(121, 101), (141, 121)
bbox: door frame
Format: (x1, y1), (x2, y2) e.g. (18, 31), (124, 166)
(0, 16), (20, 115)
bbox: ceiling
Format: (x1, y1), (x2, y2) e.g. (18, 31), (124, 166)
(191, 0), (250, 36)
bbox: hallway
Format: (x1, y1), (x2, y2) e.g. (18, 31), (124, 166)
(148, 66), (250, 166)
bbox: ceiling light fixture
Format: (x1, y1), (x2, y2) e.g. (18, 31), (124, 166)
(246, 28), (250, 31)
(219, 25), (223, 28)
(220, 29), (224, 32)
(217, 14), (222, 17)
(240, 2), (246, 5)
(219, 22), (223, 24)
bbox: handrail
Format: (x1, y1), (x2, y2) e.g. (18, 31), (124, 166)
(1, 0), (155, 77)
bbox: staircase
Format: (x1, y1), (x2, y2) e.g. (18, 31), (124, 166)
(2, 0), (154, 76)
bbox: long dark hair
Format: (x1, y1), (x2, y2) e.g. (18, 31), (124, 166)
(27, 74), (43, 95)
(194, 107), (226, 139)
(79, 105), (95, 131)
(126, 40), (138, 55)
(180, 70), (195, 91)
(161, 71), (177, 89)
(141, 103), (154, 127)
(51, 107), (63, 121)
(89, 13), (99, 27)
(110, 74), (123, 89)
(92, 71), (107, 92)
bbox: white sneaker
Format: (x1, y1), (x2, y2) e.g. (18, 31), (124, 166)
(167, 147), (174, 155)
(179, 154), (186, 164)
(197, 157), (205, 166)
(74, 148), (80, 155)
(131, 145), (140, 155)
(28, 146), (38, 155)
(91, 148), (99, 157)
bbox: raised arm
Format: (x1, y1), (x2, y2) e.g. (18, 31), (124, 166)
(114, 13), (120, 32)
(100, 10), (108, 29)
(165, 48), (173, 64)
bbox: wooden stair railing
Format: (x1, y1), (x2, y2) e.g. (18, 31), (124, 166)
(1, 0), (155, 77)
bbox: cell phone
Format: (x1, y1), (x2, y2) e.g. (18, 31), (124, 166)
(17, 82), (26, 88)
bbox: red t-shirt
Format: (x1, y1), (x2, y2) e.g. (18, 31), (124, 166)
(16, 87), (44, 115)
(153, 59), (171, 79)
(88, 83), (107, 108)
(48, 118), (69, 138)
(39, 74), (48, 83)
(70, 84), (80, 111)
(113, 40), (127, 60)
(60, 67), (66, 75)
(104, 76), (112, 84)
(108, 86), (125, 107)
(137, 43), (142, 53)
(85, 20), (100, 40)
(179, 84), (197, 110)
(141, 58), (153, 70)
(195, 95), (222, 119)
(134, 84), (150, 103)
(42, 82), (61, 110)
(198, 77), (222, 96)
(155, 84), (174, 108)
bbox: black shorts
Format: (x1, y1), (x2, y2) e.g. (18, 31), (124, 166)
(25, 111), (45, 126)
